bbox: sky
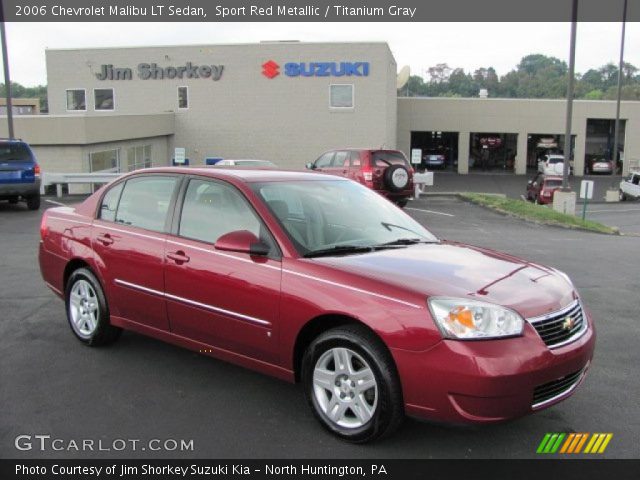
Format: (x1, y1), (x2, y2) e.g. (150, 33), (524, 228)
(2, 22), (639, 86)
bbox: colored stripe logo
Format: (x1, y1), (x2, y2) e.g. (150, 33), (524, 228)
(537, 433), (613, 454)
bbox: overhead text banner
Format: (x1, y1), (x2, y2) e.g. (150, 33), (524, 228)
(1, 0), (639, 22)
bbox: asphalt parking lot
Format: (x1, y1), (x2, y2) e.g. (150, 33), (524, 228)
(0, 196), (638, 459)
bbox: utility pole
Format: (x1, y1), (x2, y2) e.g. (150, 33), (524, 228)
(612, 0), (627, 175)
(0, 2), (15, 139)
(562, 0), (578, 190)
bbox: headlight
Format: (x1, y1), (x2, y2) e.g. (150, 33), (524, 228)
(428, 297), (524, 340)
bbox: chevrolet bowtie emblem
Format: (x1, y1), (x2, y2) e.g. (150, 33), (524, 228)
(562, 316), (575, 331)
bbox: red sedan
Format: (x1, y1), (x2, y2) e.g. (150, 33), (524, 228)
(39, 167), (595, 442)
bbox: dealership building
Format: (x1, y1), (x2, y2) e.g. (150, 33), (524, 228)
(2, 41), (639, 181)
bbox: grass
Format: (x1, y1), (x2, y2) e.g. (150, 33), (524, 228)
(459, 193), (618, 235)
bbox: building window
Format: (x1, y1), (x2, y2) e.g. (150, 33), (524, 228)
(126, 145), (152, 171)
(178, 86), (188, 109)
(89, 149), (120, 173)
(66, 89), (86, 111)
(94, 88), (114, 111)
(330, 84), (354, 109)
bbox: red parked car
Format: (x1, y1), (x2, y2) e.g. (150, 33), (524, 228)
(527, 174), (563, 205)
(306, 149), (413, 207)
(39, 168), (595, 443)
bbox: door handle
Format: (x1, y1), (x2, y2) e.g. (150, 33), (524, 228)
(96, 233), (114, 246)
(167, 250), (190, 264)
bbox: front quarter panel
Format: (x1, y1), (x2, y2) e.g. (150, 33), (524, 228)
(278, 257), (442, 368)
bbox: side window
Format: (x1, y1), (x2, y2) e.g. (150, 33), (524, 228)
(315, 152), (334, 168)
(332, 151), (349, 167)
(115, 176), (178, 232)
(350, 151), (361, 167)
(179, 179), (262, 244)
(633, 175), (640, 186)
(99, 182), (124, 222)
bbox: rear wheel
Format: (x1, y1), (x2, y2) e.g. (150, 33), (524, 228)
(26, 194), (40, 210)
(301, 325), (404, 443)
(65, 268), (121, 346)
(394, 198), (409, 208)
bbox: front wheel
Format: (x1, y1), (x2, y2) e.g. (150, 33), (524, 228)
(65, 268), (121, 346)
(619, 190), (626, 202)
(301, 325), (404, 443)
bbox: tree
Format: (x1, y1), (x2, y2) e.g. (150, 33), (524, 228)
(0, 81), (48, 112)
(427, 63), (452, 83)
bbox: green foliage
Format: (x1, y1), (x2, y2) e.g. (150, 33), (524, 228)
(0, 82), (48, 112)
(402, 54), (640, 101)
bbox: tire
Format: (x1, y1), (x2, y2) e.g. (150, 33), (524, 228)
(383, 165), (410, 193)
(394, 198), (409, 208)
(301, 324), (404, 443)
(535, 196), (542, 205)
(65, 268), (121, 346)
(26, 194), (40, 210)
(619, 190), (626, 202)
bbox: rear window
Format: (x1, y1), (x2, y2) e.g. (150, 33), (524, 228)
(544, 179), (562, 187)
(372, 151), (409, 167)
(0, 143), (32, 162)
(548, 157), (564, 164)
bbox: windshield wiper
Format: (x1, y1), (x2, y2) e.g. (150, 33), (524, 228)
(304, 245), (374, 258)
(378, 238), (430, 246)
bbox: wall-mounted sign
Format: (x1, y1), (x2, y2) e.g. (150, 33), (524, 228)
(261, 60), (370, 79)
(174, 147), (186, 164)
(96, 63), (224, 81)
(411, 149), (422, 165)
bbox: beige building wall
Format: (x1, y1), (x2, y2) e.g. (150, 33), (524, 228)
(398, 97), (640, 176)
(46, 42), (397, 169)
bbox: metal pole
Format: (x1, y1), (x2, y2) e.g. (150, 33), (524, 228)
(0, 15), (14, 139)
(612, 0), (627, 175)
(562, 0), (578, 190)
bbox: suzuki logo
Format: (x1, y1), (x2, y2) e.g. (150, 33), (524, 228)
(262, 60), (280, 79)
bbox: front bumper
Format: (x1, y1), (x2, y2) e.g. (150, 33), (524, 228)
(0, 179), (41, 198)
(392, 309), (595, 424)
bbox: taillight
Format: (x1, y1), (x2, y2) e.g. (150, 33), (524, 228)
(40, 212), (48, 240)
(34, 164), (41, 177)
(362, 163), (374, 186)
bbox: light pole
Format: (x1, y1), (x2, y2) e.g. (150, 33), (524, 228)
(562, 0), (578, 190)
(612, 0), (627, 175)
(0, 0), (14, 139)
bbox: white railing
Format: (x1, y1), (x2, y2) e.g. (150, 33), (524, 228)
(413, 171), (434, 199)
(40, 171), (123, 197)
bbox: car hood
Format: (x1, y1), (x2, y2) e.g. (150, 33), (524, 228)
(308, 241), (576, 318)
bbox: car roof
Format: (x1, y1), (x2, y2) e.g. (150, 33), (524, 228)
(133, 167), (347, 183)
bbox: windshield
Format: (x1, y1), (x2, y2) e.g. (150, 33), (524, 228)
(236, 160), (275, 167)
(252, 180), (438, 256)
(0, 143), (32, 162)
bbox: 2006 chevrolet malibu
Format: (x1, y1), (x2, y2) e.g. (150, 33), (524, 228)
(39, 168), (595, 442)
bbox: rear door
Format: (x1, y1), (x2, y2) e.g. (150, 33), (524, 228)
(163, 177), (282, 363)
(92, 174), (181, 331)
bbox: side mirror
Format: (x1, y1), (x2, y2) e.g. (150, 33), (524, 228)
(215, 230), (270, 256)
(305, 162), (315, 170)
(527, 180), (533, 186)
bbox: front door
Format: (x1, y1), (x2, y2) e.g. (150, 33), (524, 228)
(164, 177), (282, 363)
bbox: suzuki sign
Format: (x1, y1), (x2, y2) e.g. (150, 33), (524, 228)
(262, 61), (369, 78)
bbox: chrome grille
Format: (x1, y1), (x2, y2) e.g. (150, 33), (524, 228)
(528, 300), (587, 348)
(533, 368), (584, 408)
